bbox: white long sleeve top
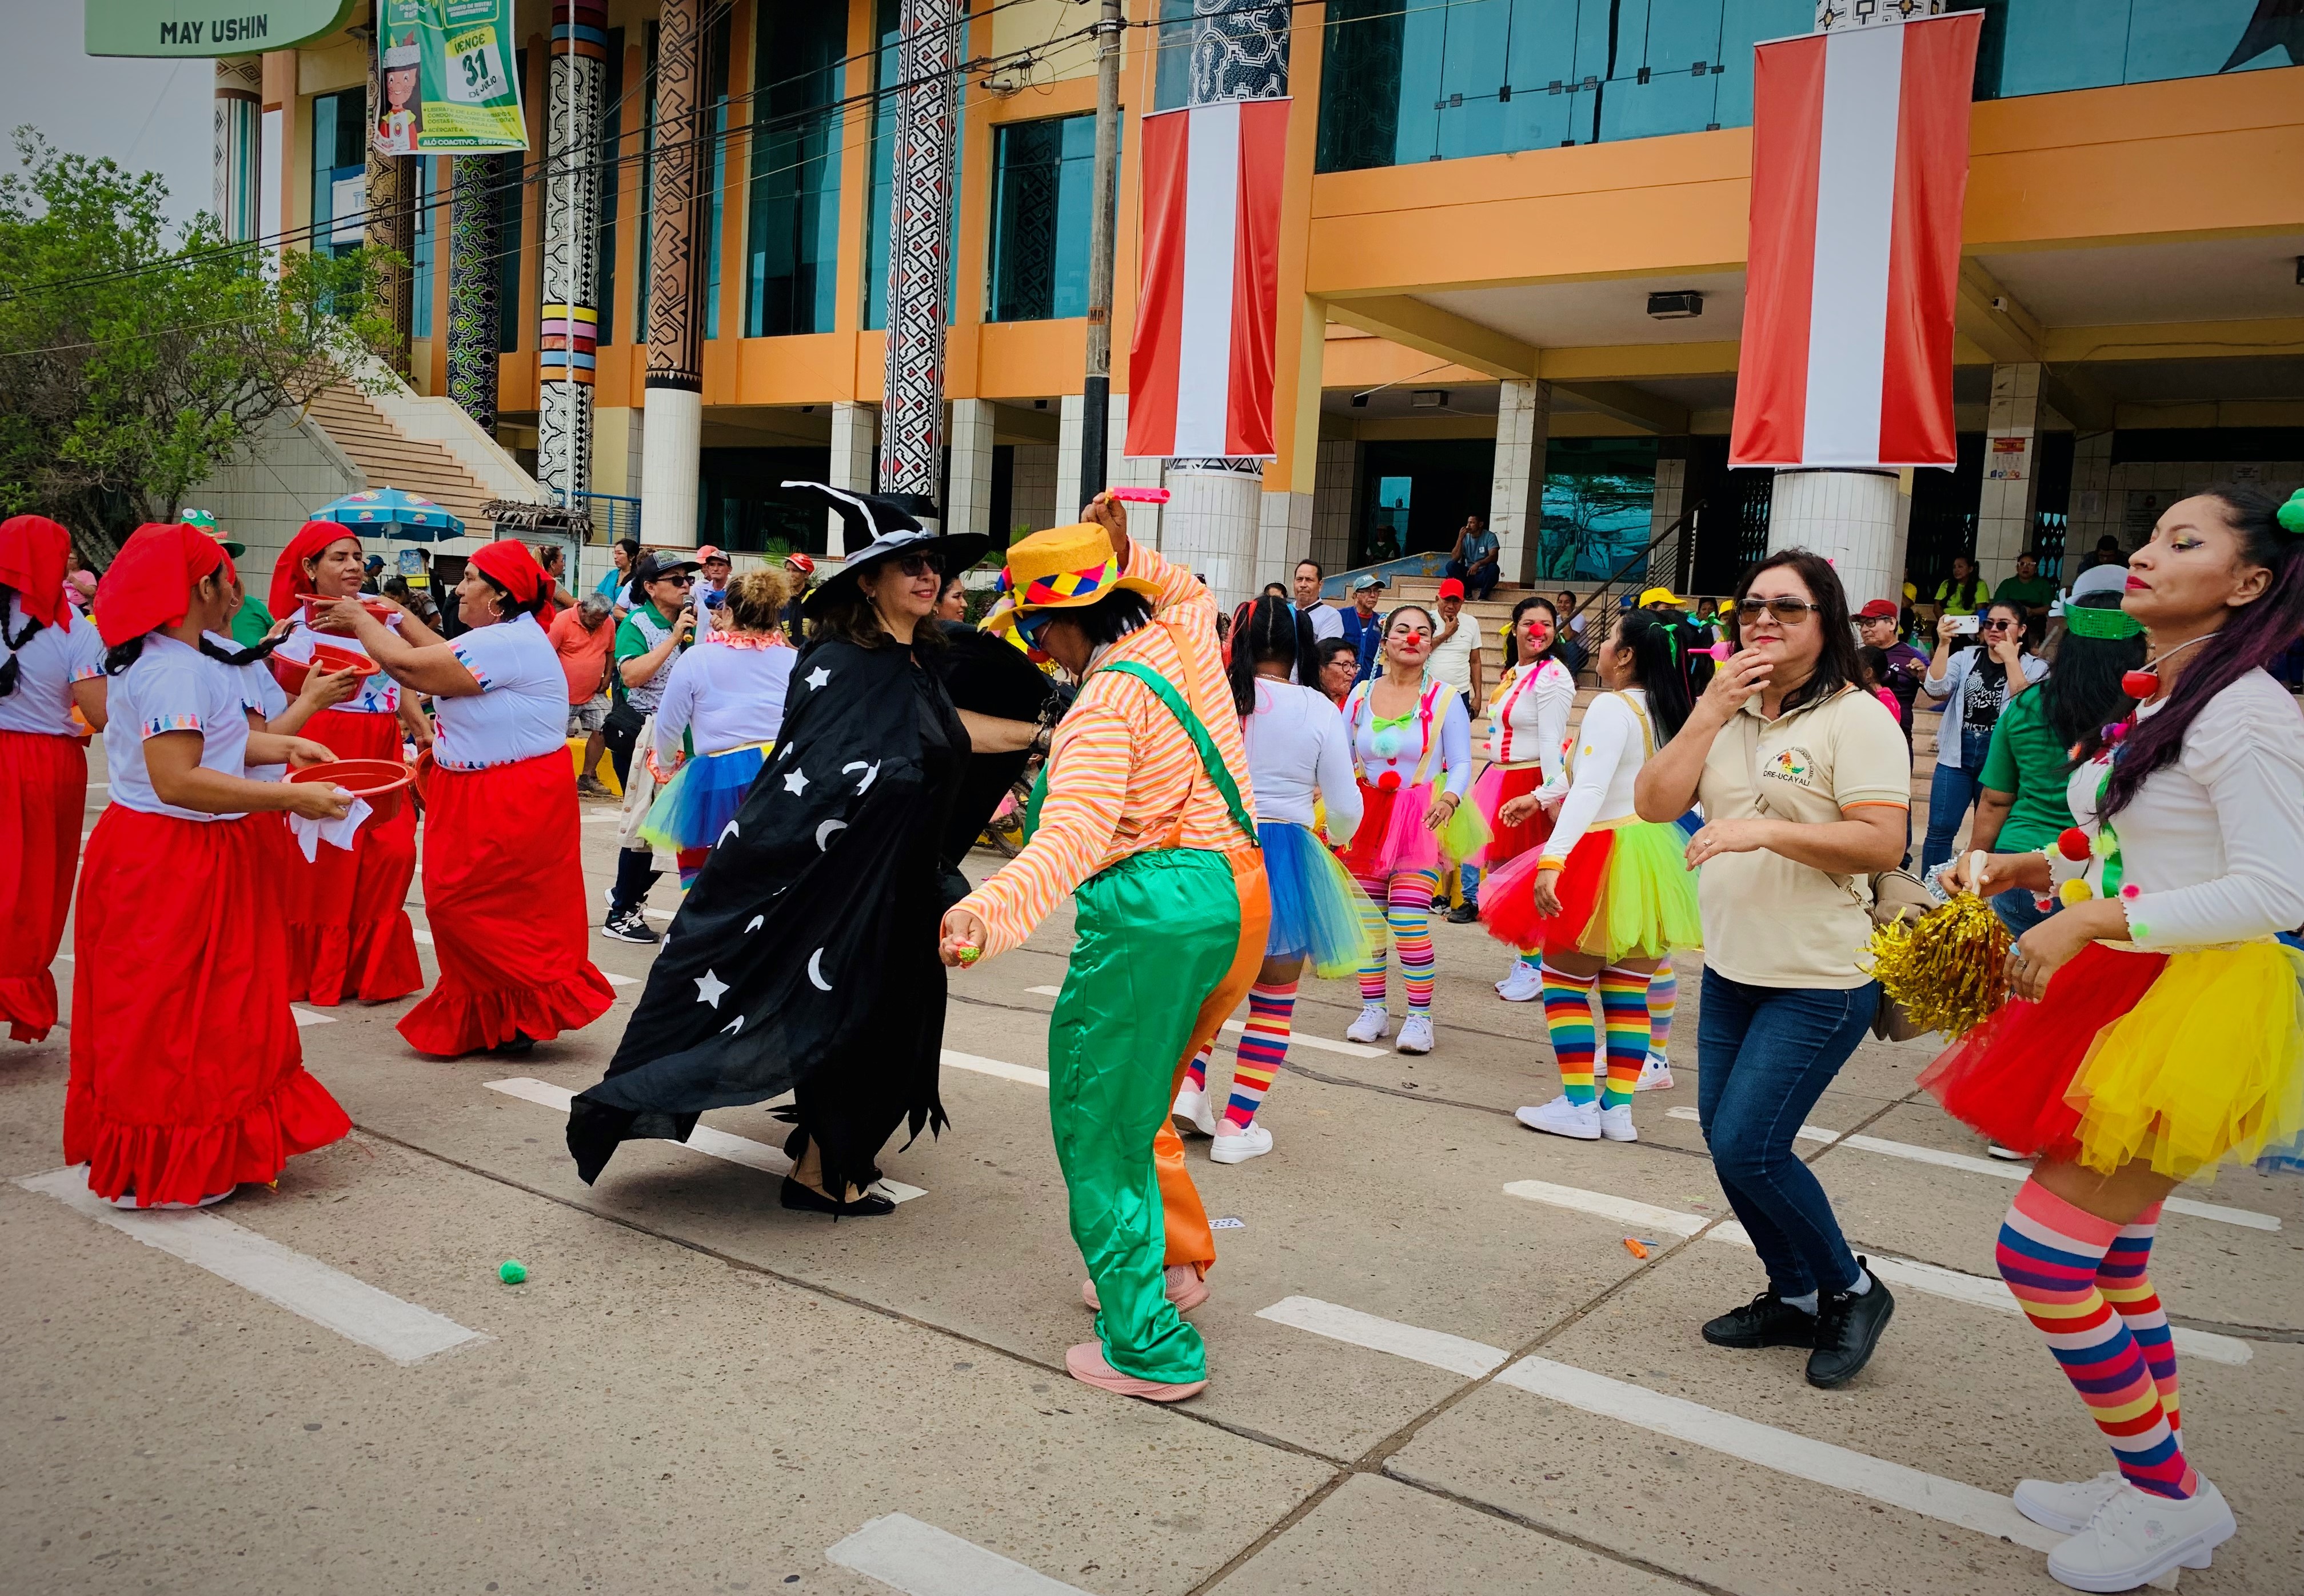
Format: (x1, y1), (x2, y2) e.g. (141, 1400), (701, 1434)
(1241, 677), (1361, 847)
(1346, 677), (1474, 798)
(1540, 689), (1656, 869)
(1486, 657), (1575, 804)
(652, 637), (797, 764)
(2067, 669), (2304, 951)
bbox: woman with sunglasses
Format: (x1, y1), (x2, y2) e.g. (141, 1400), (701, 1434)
(1918, 597), (2047, 878)
(1635, 551), (1911, 1391)
(1475, 595), (1576, 1003)
(570, 487), (988, 1220)
(1340, 605), (1485, 1055)
(1915, 487), (2304, 1590)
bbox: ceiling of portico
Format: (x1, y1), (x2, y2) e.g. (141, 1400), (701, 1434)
(1975, 234), (2304, 329)
(1414, 272), (1748, 353)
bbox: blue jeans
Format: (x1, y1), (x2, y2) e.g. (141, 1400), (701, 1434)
(1445, 555), (1499, 601)
(1919, 724), (1996, 877)
(1992, 885), (2054, 937)
(1696, 970), (1875, 1300)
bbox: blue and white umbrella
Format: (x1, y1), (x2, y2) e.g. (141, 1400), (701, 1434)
(310, 488), (466, 543)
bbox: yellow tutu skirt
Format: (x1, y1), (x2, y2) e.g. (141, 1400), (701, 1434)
(2067, 939), (2304, 1182)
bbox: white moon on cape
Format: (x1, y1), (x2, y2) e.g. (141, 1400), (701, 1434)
(816, 818), (848, 850)
(807, 949), (832, 991)
(745, 914), (764, 933)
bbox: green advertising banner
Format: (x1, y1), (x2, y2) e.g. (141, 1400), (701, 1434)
(86, 0), (363, 57)
(376, 0), (528, 154)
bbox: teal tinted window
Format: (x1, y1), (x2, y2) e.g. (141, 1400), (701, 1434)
(596, 29), (624, 346)
(988, 114), (1103, 323)
(702, 9), (731, 339)
(309, 87), (366, 259)
(864, 0), (964, 331)
(497, 149), (521, 353)
(745, 1), (844, 337)
(411, 157), (433, 338)
(1538, 437), (1659, 583)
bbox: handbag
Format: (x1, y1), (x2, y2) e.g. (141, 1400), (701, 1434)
(1736, 694), (1932, 1042)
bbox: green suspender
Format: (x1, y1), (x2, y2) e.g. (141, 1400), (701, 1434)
(1021, 660), (1260, 851)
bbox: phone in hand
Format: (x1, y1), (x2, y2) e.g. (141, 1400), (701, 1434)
(1951, 614), (1980, 635)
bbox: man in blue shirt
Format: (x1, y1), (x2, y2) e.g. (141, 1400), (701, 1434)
(1339, 574), (1387, 685)
(1444, 512), (1501, 601)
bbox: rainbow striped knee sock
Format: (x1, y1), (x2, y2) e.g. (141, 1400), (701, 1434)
(1648, 965), (1678, 1055)
(1540, 962), (1599, 1104)
(1225, 982), (1296, 1127)
(1597, 966), (1650, 1108)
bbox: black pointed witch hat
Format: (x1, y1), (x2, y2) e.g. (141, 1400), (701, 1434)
(782, 482), (991, 619)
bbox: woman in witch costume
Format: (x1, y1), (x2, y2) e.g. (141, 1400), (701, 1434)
(566, 485), (992, 1216)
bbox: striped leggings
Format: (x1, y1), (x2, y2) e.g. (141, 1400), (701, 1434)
(1356, 869), (1438, 1014)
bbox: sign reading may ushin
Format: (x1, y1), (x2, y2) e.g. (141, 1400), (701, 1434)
(86, 0), (363, 57)
(384, 0), (528, 152)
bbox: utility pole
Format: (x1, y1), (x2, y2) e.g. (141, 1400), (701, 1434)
(1077, 0), (1124, 507)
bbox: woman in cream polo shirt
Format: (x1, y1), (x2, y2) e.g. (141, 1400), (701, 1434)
(1636, 549), (1911, 1393)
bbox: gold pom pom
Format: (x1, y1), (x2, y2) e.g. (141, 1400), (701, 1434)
(1863, 891), (2014, 1039)
(2058, 876), (2094, 907)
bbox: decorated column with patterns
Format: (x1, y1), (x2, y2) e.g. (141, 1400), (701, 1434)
(213, 57), (262, 243)
(878, 0), (959, 522)
(366, 37), (417, 378)
(540, 1), (608, 505)
(447, 155), (502, 435)
(640, 0), (708, 549)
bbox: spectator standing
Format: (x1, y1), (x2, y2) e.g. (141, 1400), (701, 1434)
(1339, 575), (1386, 685)
(1445, 513), (1502, 601)
(692, 545), (733, 636)
(537, 543), (578, 613)
(550, 594), (617, 796)
(602, 552), (699, 942)
(1558, 590), (1589, 673)
(1313, 636), (1358, 707)
(1293, 558), (1342, 642)
(596, 538), (640, 608)
(780, 549), (817, 634)
(1918, 598), (2048, 877)
(1855, 599), (1929, 736)
(1426, 578), (1484, 715)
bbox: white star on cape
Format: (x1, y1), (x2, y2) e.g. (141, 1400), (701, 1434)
(804, 666), (831, 691)
(696, 970), (729, 1008)
(784, 768), (809, 796)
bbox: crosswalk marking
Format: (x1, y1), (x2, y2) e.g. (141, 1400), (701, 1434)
(1019, 986), (1386, 1058)
(17, 1166), (486, 1366)
(480, 1077), (925, 1203)
(828, 1514), (1092, 1596)
(1660, 1107), (2280, 1231)
(942, 1050), (1049, 1089)
(1260, 1293), (2063, 1555)
(292, 1006), (337, 1028)
(1500, 1178), (2250, 1364)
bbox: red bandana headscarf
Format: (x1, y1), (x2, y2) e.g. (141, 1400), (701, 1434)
(95, 523), (226, 647)
(269, 519), (364, 623)
(470, 539), (554, 627)
(0, 515), (73, 630)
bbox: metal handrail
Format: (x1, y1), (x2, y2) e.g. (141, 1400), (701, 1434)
(1559, 498), (1707, 627)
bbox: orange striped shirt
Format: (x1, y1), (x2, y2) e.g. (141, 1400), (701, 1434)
(957, 539), (1255, 958)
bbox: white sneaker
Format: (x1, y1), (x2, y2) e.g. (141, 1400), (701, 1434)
(1171, 1085), (1216, 1139)
(1635, 1052), (1674, 1091)
(1515, 1095), (1600, 1141)
(1495, 963), (1544, 1003)
(2045, 1478), (2232, 1591)
(2014, 1472), (2125, 1535)
(1987, 1142), (2029, 1162)
(1599, 1103), (1638, 1142)
(1209, 1121), (1273, 1164)
(1345, 1003), (1391, 1043)
(1396, 1014), (1435, 1054)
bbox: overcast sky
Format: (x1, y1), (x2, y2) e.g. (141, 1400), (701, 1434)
(1, 15), (215, 229)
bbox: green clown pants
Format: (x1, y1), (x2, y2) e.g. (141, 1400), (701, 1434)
(1049, 847), (1247, 1385)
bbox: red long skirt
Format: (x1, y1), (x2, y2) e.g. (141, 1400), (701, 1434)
(283, 707), (423, 1006)
(0, 729), (86, 1042)
(65, 809), (350, 1205)
(397, 751), (616, 1057)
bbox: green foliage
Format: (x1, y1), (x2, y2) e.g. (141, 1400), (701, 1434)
(0, 130), (396, 561)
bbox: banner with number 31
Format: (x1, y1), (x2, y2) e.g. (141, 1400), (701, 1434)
(378, 0), (528, 154)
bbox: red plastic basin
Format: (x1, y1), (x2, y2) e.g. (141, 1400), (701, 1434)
(286, 757), (414, 821)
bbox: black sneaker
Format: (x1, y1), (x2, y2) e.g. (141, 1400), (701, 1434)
(1445, 902), (1480, 924)
(1702, 1290), (1818, 1350)
(601, 906), (658, 945)
(1806, 1263), (1895, 1388)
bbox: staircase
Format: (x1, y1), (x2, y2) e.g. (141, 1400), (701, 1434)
(303, 361), (546, 533)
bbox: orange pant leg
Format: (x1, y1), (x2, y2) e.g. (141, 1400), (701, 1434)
(1159, 849), (1273, 1273)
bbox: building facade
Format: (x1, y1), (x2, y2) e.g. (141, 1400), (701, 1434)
(234, 1), (2304, 601)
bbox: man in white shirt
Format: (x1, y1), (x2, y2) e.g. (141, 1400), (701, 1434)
(1293, 558), (1343, 642)
(1426, 577), (1484, 713)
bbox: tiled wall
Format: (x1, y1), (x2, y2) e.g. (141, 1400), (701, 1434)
(187, 408), (365, 601)
(2065, 437), (2303, 557)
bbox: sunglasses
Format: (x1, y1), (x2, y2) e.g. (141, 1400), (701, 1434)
(1735, 597), (1823, 622)
(1979, 618), (2015, 631)
(653, 572), (694, 587)
(889, 553), (943, 578)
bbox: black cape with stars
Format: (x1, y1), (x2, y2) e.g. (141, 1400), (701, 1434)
(567, 634), (969, 1197)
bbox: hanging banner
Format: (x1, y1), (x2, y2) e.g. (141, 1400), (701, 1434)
(377, 0), (529, 154)
(1728, 13), (1979, 470)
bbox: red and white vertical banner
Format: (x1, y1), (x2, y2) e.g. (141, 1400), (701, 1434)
(1730, 13), (1980, 470)
(1125, 97), (1290, 460)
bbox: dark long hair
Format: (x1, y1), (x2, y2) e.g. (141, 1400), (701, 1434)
(2038, 595), (2143, 756)
(1227, 593), (1318, 718)
(1945, 562), (1984, 609)
(2101, 485), (2304, 819)
(1729, 548), (1862, 717)
(1607, 609), (1695, 742)
(1500, 594), (1566, 673)
(0, 584), (40, 698)
(199, 632), (286, 667)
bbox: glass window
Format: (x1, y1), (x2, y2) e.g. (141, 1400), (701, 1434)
(309, 87), (367, 258)
(988, 114), (1105, 323)
(498, 149), (522, 353)
(745, 1), (845, 338)
(1538, 437), (1659, 583)
(596, 28), (624, 346)
(412, 157), (434, 338)
(637, 23), (656, 337)
(864, 0), (964, 331)
(702, 10), (731, 339)
(1153, 0), (1196, 111)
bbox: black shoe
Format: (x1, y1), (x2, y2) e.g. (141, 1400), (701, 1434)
(778, 1177), (895, 1218)
(1806, 1263), (1895, 1388)
(602, 906), (658, 944)
(1429, 894), (1450, 913)
(1446, 902), (1479, 924)
(487, 1031), (535, 1057)
(1702, 1290), (1818, 1350)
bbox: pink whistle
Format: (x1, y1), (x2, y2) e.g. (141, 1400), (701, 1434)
(1109, 487), (1171, 505)
(1701, 640), (1733, 661)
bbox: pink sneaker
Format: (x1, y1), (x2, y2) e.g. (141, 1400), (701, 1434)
(1081, 1263), (1209, 1314)
(1065, 1342), (1207, 1403)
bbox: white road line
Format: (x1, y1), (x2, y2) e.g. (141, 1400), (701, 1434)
(1502, 1179), (2251, 1365)
(411, 927), (433, 945)
(291, 1006), (337, 1028)
(580, 813), (623, 824)
(1020, 986), (1386, 1058)
(1660, 1107), (2280, 1231)
(16, 1166), (485, 1366)
(1256, 1294), (1508, 1378)
(480, 1077), (925, 1203)
(942, 1050), (1049, 1089)
(827, 1513), (1091, 1596)
(601, 971), (638, 987)
(1490, 1355), (2066, 1554)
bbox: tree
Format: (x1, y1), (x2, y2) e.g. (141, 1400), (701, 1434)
(0, 130), (394, 561)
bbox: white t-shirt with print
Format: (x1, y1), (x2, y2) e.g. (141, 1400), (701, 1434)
(0, 597), (105, 737)
(435, 613), (573, 771)
(104, 634), (253, 821)
(275, 615), (404, 715)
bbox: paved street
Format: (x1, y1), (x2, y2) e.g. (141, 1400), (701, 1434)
(5, 778), (2300, 1596)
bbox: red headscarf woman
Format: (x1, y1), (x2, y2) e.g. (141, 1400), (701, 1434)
(315, 541), (613, 1057)
(0, 515), (109, 1041)
(267, 519), (432, 1006)
(68, 523), (354, 1207)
